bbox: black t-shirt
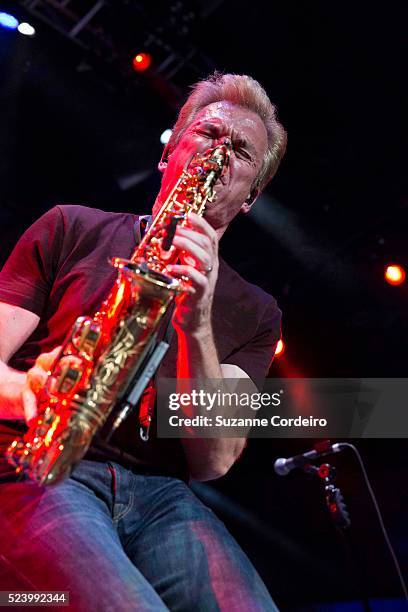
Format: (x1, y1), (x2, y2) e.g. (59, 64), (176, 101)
(0, 205), (281, 478)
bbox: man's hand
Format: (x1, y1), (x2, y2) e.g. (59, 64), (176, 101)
(167, 212), (219, 335)
(21, 347), (61, 423)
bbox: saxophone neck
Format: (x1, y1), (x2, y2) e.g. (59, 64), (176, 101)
(131, 141), (231, 267)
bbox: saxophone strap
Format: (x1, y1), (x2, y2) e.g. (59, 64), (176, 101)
(138, 313), (175, 442)
(137, 210), (175, 442)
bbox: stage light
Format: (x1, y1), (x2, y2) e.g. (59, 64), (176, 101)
(0, 12), (19, 30)
(160, 129), (172, 145)
(132, 52), (152, 72)
(18, 22), (35, 36)
(385, 264), (406, 286)
(275, 339), (285, 357)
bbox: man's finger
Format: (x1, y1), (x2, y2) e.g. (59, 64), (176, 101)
(186, 212), (218, 241)
(176, 226), (212, 252)
(21, 386), (38, 424)
(167, 264), (207, 289)
(172, 235), (212, 270)
(26, 366), (49, 393)
(36, 346), (62, 371)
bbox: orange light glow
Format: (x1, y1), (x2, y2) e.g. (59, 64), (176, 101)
(132, 52), (152, 72)
(107, 280), (126, 318)
(275, 339), (285, 357)
(44, 415), (60, 447)
(385, 264), (406, 286)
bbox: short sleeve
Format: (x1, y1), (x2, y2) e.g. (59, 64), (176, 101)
(0, 206), (64, 316)
(222, 297), (282, 387)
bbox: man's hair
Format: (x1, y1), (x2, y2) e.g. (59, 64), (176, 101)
(166, 72), (287, 193)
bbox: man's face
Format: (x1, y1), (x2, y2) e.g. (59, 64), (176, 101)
(155, 101), (268, 232)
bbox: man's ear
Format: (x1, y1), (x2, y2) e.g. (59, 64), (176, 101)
(240, 189), (259, 214)
(158, 144), (171, 173)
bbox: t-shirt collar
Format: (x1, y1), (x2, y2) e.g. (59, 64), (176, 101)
(134, 214), (153, 243)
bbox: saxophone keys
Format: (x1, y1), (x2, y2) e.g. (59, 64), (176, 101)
(136, 314), (149, 329)
(49, 356), (84, 397)
(71, 317), (101, 357)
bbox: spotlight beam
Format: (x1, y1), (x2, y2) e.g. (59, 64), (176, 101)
(250, 194), (360, 290)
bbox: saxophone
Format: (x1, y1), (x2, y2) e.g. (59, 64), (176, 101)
(6, 141), (231, 486)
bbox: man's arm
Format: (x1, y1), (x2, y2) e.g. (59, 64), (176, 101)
(0, 302), (59, 422)
(0, 208), (68, 422)
(0, 303), (40, 364)
(0, 303), (39, 418)
(176, 327), (248, 481)
(168, 213), (261, 481)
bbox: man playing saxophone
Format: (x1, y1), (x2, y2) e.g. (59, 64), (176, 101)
(0, 73), (286, 610)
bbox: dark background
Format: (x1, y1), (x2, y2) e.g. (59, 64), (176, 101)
(0, 1), (406, 609)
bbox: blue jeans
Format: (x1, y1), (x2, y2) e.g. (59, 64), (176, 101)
(0, 460), (278, 611)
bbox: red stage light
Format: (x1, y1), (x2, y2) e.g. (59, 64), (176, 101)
(385, 264), (406, 286)
(132, 52), (152, 72)
(275, 339), (285, 357)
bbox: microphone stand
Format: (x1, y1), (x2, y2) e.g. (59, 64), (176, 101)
(302, 462), (350, 530)
(302, 462), (371, 611)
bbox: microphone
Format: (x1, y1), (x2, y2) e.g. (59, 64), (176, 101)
(274, 441), (345, 476)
